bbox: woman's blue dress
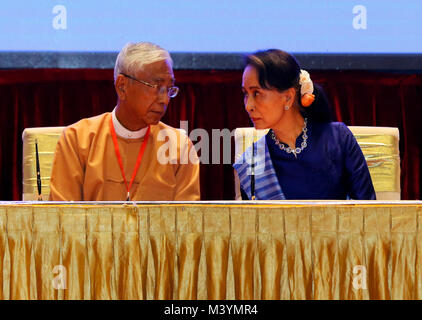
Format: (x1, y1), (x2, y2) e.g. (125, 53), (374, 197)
(240, 121), (376, 200)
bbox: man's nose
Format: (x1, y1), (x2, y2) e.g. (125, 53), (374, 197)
(157, 89), (170, 105)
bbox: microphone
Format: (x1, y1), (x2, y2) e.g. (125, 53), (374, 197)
(251, 135), (256, 200)
(35, 139), (43, 201)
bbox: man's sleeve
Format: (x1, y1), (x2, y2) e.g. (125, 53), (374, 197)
(340, 124), (377, 200)
(173, 135), (201, 201)
(49, 127), (84, 201)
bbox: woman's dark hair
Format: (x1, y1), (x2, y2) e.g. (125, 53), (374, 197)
(245, 49), (333, 122)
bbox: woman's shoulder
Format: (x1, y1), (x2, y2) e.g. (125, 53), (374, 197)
(313, 121), (352, 135)
(331, 122), (355, 138)
(310, 121), (356, 148)
(313, 121), (347, 129)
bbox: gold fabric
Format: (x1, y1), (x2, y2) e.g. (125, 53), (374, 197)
(354, 134), (400, 193)
(1, 202), (421, 300)
(22, 127), (64, 200)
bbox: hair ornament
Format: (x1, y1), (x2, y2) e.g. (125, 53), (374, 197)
(299, 69), (315, 107)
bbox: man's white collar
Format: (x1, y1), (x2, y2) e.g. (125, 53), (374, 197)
(111, 108), (148, 139)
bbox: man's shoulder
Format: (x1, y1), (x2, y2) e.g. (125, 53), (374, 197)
(54, 113), (112, 159)
(67, 113), (110, 131)
(58, 113), (111, 149)
(63, 113), (110, 138)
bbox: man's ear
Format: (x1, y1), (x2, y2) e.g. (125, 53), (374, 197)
(115, 75), (127, 100)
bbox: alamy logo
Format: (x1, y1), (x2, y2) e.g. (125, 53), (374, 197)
(353, 5), (367, 30)
(52, 5), (67, 30)
(156, 121), (236, 166)
(352, 265), (367, 290)
(155, 121), (265, 174)
(52, 265), (67, 289)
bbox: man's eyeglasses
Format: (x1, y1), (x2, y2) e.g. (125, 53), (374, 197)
(120, 73), (179, 98)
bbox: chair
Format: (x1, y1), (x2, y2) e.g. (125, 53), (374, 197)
(22, 127), (65, 200)
(234, 126), (401, 200)
(21, 126), (188, 200)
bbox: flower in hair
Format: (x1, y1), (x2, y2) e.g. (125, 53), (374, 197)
(301, 93), (315, 107)
(299, 70), (315, 107)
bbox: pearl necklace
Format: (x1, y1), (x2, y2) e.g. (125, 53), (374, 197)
(270, 118), (308, 158)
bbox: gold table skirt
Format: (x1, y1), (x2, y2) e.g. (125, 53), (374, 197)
(0, 201), (421, 300)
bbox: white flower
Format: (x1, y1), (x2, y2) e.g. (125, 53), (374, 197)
(299, 70), (314, 95)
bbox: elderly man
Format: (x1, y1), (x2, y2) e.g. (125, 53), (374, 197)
(49, 42), (200, 201)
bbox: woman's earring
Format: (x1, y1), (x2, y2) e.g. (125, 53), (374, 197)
(284, 105), (290, 110)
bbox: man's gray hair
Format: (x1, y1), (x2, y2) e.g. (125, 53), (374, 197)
(114, 42), (173, 82)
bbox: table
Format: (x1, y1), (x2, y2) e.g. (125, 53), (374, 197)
(0, 201), (421, 300)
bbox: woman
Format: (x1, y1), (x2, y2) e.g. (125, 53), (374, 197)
(233, 49), (376, 200)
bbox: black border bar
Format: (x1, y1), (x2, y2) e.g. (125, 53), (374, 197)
(1, 52), (422, 71)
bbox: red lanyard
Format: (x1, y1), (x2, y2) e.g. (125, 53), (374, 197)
(109, 117), (151, 201)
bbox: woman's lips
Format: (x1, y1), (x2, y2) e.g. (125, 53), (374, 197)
(251, 117), (261, 122)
